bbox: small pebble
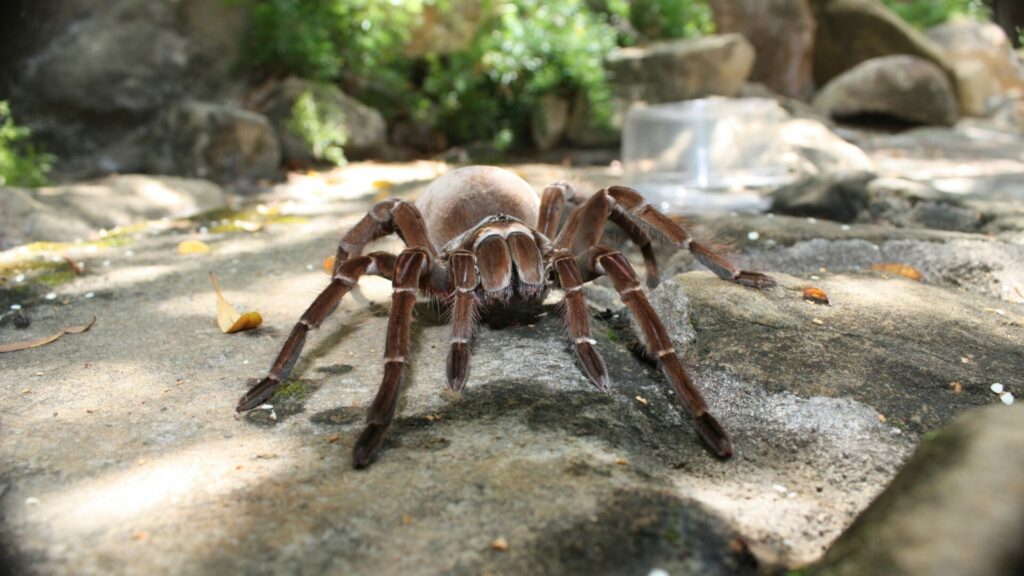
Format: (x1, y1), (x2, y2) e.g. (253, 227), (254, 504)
(85, 292), (95, 299)
(14, 274), (25, 283)
(25, 497), (39, 506)
(841, 224), (851, 231)
(259, 404), (274, 410)
(772, 484), (787, 493)
(45, 292), (57, 301)
(807, 217), (817, 223)
(747, 231), (760, 241)
(648, 570), (670, 576)
(306, 264), (315, 271)
(10, 304), (22, 311)
(102, 260), (111, 267)
(125, 250), (135, 257)
(13, 313), (30, 329)
(1000, 392), (1014, 406)
(990, 383), (1004, 394)
(490, 537), (509, 551)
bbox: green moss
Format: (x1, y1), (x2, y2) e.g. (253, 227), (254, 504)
(36, 270), (76, 286)
(274, 380), (311, 400)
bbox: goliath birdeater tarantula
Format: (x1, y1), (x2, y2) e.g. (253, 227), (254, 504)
(237, 166), (775, 468)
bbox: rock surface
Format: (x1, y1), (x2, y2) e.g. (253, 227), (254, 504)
(809, 405), (1024, 576)
(607, 34), (755, 106)
(252, 77), (388, 163)
(809, 0), (954, 88)
(0, 175), (227, 246)
(927, 20), (1024, 116)
(148, 101), (281, 185)
(1, 162), (1022, 575)
(5, 0), (249, 173)
(709, 0), (816, 99)
(813, 55), (960, 126)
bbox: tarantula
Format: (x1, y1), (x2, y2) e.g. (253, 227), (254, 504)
(237, 166), (775, 468)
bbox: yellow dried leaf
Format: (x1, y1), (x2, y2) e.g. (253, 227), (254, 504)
(178, 240), (211, 255)
(802, 286), (830, 305)
(372, 179), (393, 190)
(872, 263), (922, 281)
(210, 272), (263, 333)
(323, 255), (335, 274)
(0, 317), (97, 353)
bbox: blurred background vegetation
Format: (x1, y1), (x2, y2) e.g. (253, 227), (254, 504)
(0, 0), (1007, 185)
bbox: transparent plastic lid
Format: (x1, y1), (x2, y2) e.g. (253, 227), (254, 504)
(622, 98), (798, 213)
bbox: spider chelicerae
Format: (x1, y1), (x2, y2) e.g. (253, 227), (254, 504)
(237, 165), (775, 468)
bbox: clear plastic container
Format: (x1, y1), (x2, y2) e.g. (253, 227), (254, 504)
(622, 98), (797, 214)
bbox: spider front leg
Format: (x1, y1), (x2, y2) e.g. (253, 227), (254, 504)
(446, 249), (479, 391)
(237, 252), (397, 411)
(605, 186), (775, 289)
(353, 248), (429, 468)
(580, 246), (733, 459)
(551, 249), (609, 390)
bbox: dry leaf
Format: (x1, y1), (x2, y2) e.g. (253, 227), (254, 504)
(871, 263), (922, 281)
(372, 180), (393, 190)
(490, 537), (509, 551)
(178, 240), (211, 255)
(323, 255), (335, 274)
(802, 286), (830, 305)
(209, 272), (263, 333)
(0, 317), (96, 353)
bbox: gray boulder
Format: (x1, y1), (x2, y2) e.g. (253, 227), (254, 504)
(0, 174), (226, 246)
(771, 171), (876, 222)
(927, 20), (1024, 116)
(5, 0), (249, 175)
(607, 34), (755, 106)
(568, 34), (756, 147)
(813, 55), (960, 125)
(148, 101), (280, 184)
(809, 405), (1024, 576)
(808, 0), (955, 87)
(709, 0), (816, 99)
(252, 77), (387, 162)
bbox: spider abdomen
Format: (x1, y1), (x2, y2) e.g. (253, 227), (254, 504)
(415, 166), (541, 248)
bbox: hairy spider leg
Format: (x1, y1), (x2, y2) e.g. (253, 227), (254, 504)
(446, 249), (479, 391)
(333, 199), (438, 271)
(542, 182), (662, 288)
(236, 252), (397, 411)
(353, 248), (429, 468)
(240, 198), (439, 412)
(581, 246), (733, 459)
(604, 186), (776, 289)
(551, 249), (609, 391)
(537, 182), (570, 239)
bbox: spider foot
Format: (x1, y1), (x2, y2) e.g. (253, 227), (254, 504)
(236, 377), (278, 412)
(694, 412), (733, 459)
(734, 271), (777, 289)
(353, 422), (388, 469)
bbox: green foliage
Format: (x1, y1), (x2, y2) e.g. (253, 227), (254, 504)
(422, 0), (619, 145)
(0, 101), (53, 188)
(880, 0), (989, 30)
(628, 0), (715, 40)
(241, 0), (716, 149)
(287, 90), (348, 166)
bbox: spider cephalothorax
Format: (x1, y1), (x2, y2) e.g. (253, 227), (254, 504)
(237, 165), (775, 468)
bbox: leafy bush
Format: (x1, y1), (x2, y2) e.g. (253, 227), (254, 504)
(287, 90), (348, 166)
(241, 0), (715, 149)
(421, 0), (619, 146)
(0, 101), (54, 188)
(627, 0), (715, 41)
(880, 0), (989, 30)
